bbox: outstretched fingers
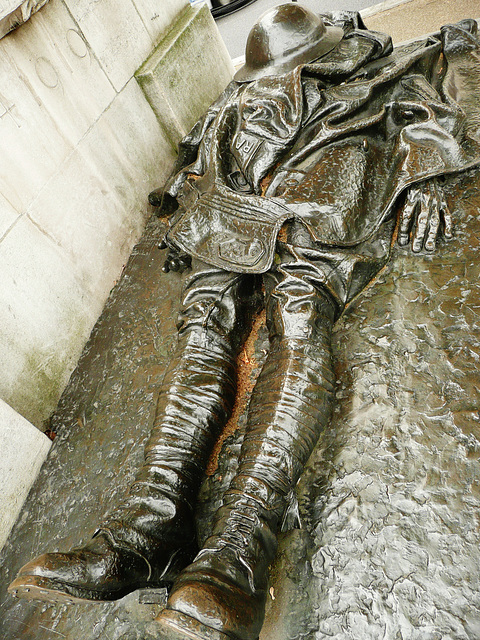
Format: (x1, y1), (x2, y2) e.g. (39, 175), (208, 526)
(411, 184), (431, 252)
(398, 187), (419, 246)
(424, 182), (441, 252)
(398, 179), (453, 252)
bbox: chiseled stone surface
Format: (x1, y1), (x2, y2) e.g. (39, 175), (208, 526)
(130, 0), (189, 41)
(0, 168), (479, 638)
(0, 36), (82, 213)
(136, 3), (235, 147)
(0, 215), (101, 427)
(0, 400), (51, 552)
(61, 0), (150, 93)
(2, 0), (117, 151)
(26, 78), (175, 303)
(0, 194), (19, 239)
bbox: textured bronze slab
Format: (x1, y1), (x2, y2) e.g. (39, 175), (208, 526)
(2, 8), (480, 640)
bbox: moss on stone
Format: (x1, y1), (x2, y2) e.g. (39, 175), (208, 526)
(5, 310), (93, 429)
(136, 3), (233, 151)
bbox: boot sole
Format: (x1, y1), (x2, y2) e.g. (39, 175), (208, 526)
(8, 574), (164, 604)
(154, 609), (259, 640)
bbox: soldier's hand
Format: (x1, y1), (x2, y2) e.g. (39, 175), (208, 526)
(159, 241), (192, 273)
(398, 178), (453, 252)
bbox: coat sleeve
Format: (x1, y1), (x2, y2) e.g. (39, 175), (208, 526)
(164, 80), (239, 200)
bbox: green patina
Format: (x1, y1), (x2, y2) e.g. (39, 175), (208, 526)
(5, 310), (93, 429)
(136, 3), (232, 152)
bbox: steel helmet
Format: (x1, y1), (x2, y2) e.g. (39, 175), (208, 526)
(234, 4), (344, 82)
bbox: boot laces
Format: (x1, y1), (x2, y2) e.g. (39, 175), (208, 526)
(217, 504), (262, 593)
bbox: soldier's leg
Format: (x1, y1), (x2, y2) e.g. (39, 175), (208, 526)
(9, 261), (259, 604)
(156, 245), (339, 640)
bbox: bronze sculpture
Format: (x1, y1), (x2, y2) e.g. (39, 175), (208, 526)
(8, 5), (480, 640)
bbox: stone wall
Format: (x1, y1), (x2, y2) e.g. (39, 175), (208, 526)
(0, 400), (52, 551)
(0, 0), (233, 550)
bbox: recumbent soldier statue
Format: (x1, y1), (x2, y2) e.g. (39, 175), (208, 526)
(9, 5), (480, 640)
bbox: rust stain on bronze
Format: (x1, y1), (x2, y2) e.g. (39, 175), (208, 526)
(206, 308), (266, 476)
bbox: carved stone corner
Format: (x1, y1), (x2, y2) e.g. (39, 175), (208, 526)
(0, 0), (50, 39)
(135, 3), (234, 150)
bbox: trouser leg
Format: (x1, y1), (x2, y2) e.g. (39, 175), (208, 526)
(9, 261), (259, 603)
(103, 262), (260, 559)
(157, 249), (338, 640)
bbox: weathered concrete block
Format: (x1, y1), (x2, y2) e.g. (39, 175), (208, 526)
(0, 79), (175, 424)
(90, 78), (178, 211)
(0, 0), (116, 212)
(0, 216), (99, 426)
(0, 52), (71, 213)
(0, 194), (20, 239)
(0, 399), (51, 551)
(62, 0), (155, 92)
(27, 78), (176, 301)
(7, 0), (117, 138)
(136, 3), (234, 148)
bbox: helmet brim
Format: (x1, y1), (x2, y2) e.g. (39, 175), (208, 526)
(234, 24), (344, 83)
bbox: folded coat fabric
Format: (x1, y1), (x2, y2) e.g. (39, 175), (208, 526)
(164, 14), (480, 274)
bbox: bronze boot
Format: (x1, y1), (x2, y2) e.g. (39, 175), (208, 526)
(155, 286), (336, 640)
(8, 326), (246, 603)
(155, 474), (284, 640)
(9, 264), (258, 603)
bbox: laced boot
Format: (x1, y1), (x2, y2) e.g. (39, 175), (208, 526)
(155, 476), (281, 640)
(8, 332), (241, 604)
(155, 289), (336, 640)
